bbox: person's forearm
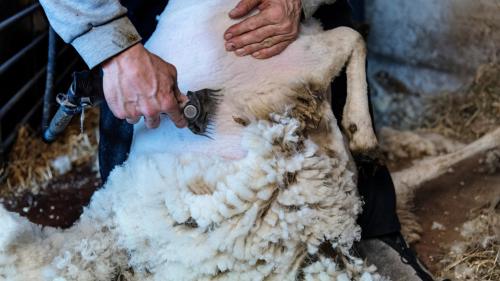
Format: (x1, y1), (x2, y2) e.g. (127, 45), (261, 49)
(302, 0), (337, 18)
(40, 0), (142, 68)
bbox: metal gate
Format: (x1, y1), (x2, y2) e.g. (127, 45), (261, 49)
(0, 1), (80, 177)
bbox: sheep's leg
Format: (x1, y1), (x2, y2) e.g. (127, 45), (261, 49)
(341, 34), (378, 154)
(293, 27), (378, 154)
(392, 127), (500, 193)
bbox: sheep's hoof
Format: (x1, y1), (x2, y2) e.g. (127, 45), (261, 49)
(351, 147), (385, 166)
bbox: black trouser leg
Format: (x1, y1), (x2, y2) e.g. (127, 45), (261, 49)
(314, 0), (401, 238)
(355, 163), (401, 238)
(98, 103), (134, 182)
(98, 0), (168, 182)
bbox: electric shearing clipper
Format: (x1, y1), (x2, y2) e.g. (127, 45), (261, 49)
(183, 88), (220, 137)
(43, 69), (220, 143)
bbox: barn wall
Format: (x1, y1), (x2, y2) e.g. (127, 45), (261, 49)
(365, 0), (500, 128)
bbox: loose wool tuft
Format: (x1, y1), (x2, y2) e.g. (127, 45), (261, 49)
(0, 0), (384, 280)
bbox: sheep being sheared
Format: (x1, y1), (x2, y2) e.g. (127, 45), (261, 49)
(0, 0), (382, 280)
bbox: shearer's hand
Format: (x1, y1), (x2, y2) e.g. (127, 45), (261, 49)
(224, 0), (301, 59)
(101, 43), (188, 129)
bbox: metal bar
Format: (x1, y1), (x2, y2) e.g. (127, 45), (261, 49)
(0, 45), (71, 120)
(42, 27), (57, 131)
(0, 121), (4, 181)
(0, 122), (2, 155)
(0, 31), (48, 76)
(0, 67), (46, 120)
(0, 124), (7, 184)
(55, 58), (79, 85)
(2, 58), (78, 148)
(3, 99), (43, 148)
(0, 3), (41, 32)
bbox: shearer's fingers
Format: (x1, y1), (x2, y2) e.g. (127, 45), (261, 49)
(144, 114), (161, 129)
(224, 14), (274, 48)
(235, 33), (295, 56)
(177, 93), (189, 105)
(102, 75), (127, 119)
(124, 101), (141, 124)
(138, 95), (162, 128)
(252, 40), (291, 59)
(158, 89), (187, 128)
(229, 24), (282, 53)
(228, 0), (261, 19)
(124, 99), (140, 115)
(165, 103), (188, 128)
(105, 94), (126, 120)
(175, 89), (190, 109)
(126, 117), (141, 124)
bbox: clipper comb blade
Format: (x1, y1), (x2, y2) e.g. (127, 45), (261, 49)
(184, 89), (221, 137)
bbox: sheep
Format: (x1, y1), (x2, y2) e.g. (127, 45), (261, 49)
(0, 0), (383, 280)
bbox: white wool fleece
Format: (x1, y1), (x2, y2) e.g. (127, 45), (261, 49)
(0, 112), (385, 281)
(113, 112), (365, 280)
